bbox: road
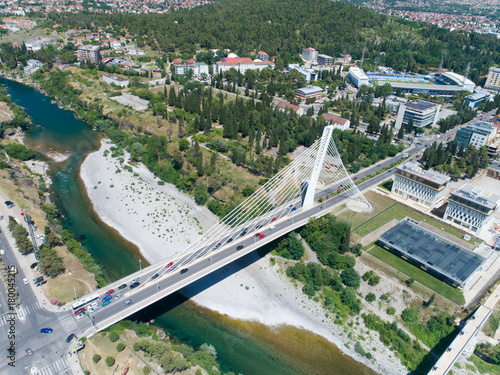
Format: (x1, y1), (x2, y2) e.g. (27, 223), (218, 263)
(0, 108), (493, 375)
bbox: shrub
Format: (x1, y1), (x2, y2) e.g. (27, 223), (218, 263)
(386, 307), (396, 315)
(105, 356), (115, 366)
(341, 268), (361, 289)
(365, 293), (376, 303)
(92, 354), (101, 363)
(108, 331), (119, 342)
(116, 342), (125, 352)
(4, 143), (34, 160)
(368, 275), (381, 286)
(362, 271), (373, 281)
(133, 342), (141, 351)
(143, 366), (151, 375)
(401, 308), (419, 322)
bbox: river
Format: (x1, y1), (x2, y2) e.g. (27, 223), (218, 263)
(0, 77), (376, 375)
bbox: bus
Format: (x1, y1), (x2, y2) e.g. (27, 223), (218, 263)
(71, 293), (100, 311)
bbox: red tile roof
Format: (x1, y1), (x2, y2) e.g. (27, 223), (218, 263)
(322, 113), (348, 125)
(222, 57), (253, 64)
(276, 101), (301, 113)
(172, 58), (182, 64)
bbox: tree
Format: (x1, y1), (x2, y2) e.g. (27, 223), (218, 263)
(117, 342), (126, 352)
(340, 287), (358, 308)
(92, 354), (101, 363)
(340, 267), (361, 289)
(178, 138), (190, 151)
(365, 293), (376, 302)
(401, 308), (419, 322)
(397, 126), (404, 139)
(108, 331), (119, 342)
(194, 184), (209, 205)
(4, 143), (34, 160)
(105, 356), (115, 367)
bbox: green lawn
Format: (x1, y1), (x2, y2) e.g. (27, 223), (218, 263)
(367, 244), (465, 306)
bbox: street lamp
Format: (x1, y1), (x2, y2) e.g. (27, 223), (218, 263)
(139, 259), (142, 273)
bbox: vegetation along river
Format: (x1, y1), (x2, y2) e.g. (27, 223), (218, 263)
(1, 77), (376, 375)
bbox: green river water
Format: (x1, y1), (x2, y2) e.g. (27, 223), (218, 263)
(0, 77), (376, 375)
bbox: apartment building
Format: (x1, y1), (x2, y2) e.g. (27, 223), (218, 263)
(394, 100), (441, 130)
(302, 47), (318, 62)
(455, 121), (497, 149)
(78, 45), (101, 64)
(485, 67), (500, 91)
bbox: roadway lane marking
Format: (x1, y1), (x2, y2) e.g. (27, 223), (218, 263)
(16, 306), (25, 318)
(0, 315), (7, 326)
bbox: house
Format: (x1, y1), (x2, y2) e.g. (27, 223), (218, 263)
(321, 113), (350, 130)
(276, 101), (304, 116)
(102, 74), (129, 88)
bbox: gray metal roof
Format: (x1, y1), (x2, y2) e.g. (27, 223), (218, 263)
(294, 85), (323, 95)
(379, 218), (485, 286)
(374, 81), (464, 92)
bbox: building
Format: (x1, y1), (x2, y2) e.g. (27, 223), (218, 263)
(288, 64), (316, 83)
(392, 162), (450, 208)
(102, 74), (129, 88)
(174, 61), (209, 77)
(321, 113), (350, 130)
(302, 47), (318, 62)
(317, 54), (333, 66)
(294, 86), (323, 101)
(385, 95), (408, 114)
(444, 184), (500, 233)
(257, 51), (269, 61)
(348, 67), (369, 88)
(275, 101), (304, 116)
(395, 100), (441, 130)
(78, 45), (101, 64)
(214, 57), (274, 74)
(434, 71), (475, 92)
(379, 218), (484, 287)
(335, 54), (352, 64)
(455, 122), (497, 149)
(485, 67), (500, 91)
(464, 91), (491, 109)
(23, 59), (43, 75)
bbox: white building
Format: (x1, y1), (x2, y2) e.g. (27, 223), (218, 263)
(214, 57), (274, 75)
(321, 113), (350, 130)
(23, 59), (43, 75)
(288, 64), (317, 83)
(275, 101), (304, 116)
(348, 67), (369, 88)
(444, 184), (500, 233)
(455, 121), (497, 149)
(485, 67), (500, 91)
(395, 100), (441, 130)
(102, 74), (129, 88)
(435, 71), (475, 92)
(392, 162), (450, 208)
(174, 62), (209, 77)
(302, 47), (318, 62)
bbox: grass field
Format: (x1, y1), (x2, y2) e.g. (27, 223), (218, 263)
(366, 244), (465, 306)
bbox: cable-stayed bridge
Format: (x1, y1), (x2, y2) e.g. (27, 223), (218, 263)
(69, 125), (372, 335)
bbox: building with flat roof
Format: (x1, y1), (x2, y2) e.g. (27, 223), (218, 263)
(317, 54), (333, 66)
(485, 67), (500, 91)
(379, 218), (485, 287)
(174, 61), (209, 77)
(288, 64), (317, 83)
(392, 162), (450, 208)
(321, 113), (350, 130)
(395, 100), (441, 130)
(214, 57), (274, 74)
(385, 95), (408, 114)
(78, 45), (101, 64)
(102, 74), (129, 88)
(464, 91), (491, 109)
(335, 54), (352, 64)
(257, 51), (269, 61)
(444, 183), (500, 233)
(349, 67), (369, 88)
(455, 121), (497, 149)
(294, 86), (323, 101)
(302, 47), (318, 62)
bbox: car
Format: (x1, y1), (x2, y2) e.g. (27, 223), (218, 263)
(213, 243), (221, 249)
(291, 207), (297, 212)
(240, 231), (247, 236)
(105, 289), (115, 296)
(125, 299), (134, 306)
(0, 215), (3, 221)
(236, 246), (244, 251)
(118, 283), (127, 290)
(387, 169), (391, 173)
(151, 273), (159, 280)
(102, 300), (111, 307)
(193, 253), (199, 259)
(88, 305), (99, 313)
(255, 224), (263, 229)
(4, 201), (14, 209)
(76, 312), (88, 320)
(30, 262), (38, 269)
(25, 348), (34, 356)
(255, 233), (261, 237)
(115, 293), (122, 300)
(23, 278), (28, 285)
(102, 295), (112, 302)
(226, 238), (233, 243)
(353, 177), (357, 181)
(132, 277), (141, 283)
(180, 268), (188, 274)
(259, 234), (266, 239)
(165, 262), (174, 268)
(0, 249), (4, 256)
(130, 282), (140, 289)
(270, 226), (276, 230)
(271, 217), (276, 222)
(65, 333), (76, 343)
(40, 328), (53, 334)
(74, 307), (86, 316)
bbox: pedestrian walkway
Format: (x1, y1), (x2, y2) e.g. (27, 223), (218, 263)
(37, 357), (70, 375)
(57, 312), (78, 334)
(16, 301), (42, 318)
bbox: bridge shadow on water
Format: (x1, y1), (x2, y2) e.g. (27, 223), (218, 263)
(128, 243), (278, 322)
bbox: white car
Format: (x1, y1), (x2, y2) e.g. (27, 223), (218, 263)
(23, 278), (28, 285)
(270, 226), (276, 230)
(0, 249), (4, 255)
(115, 293), (122, 300)
(88, 305), (99, 313)
(76, 312), (88, 320)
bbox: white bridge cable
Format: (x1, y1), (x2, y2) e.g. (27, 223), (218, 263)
(141, 126), (369, 287)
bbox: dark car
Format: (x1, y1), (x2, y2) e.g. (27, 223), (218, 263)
(213, 243), (221, 249)
(130, 282), (140, 289)
(40, 328), (53, 334)
(30, 262), (38, 269)
(118, 283), (127, 290)
(4, 201), (14, 209)
(256, 224), (263, 229)
(226, 238), (233, 243)
(236, 246), (244, 251)
(180, 268), (189, 274)
(151, 273), (159, 280)
(65, 333), (76, 343)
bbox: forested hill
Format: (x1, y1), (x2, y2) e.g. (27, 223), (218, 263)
(48, 0), (500, 82)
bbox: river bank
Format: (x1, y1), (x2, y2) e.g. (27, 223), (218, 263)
(80, 139), (407, 375)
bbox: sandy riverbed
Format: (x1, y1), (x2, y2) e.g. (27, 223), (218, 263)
(80, 139), (407, 375)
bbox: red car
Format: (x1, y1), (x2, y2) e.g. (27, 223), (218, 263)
(74, 307), (85, 316)
(259, 234), (266, 239)
(255, 233), (261, 237)
(166, 261), (174, 268)
(105, 289), (115, 296)
(353, 177), (357, 181)
(271, 217), (276, 222)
